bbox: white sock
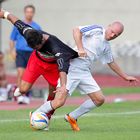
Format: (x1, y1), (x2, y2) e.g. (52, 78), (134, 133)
(69, 99), (97, 120)
(14, 88), (21, 97)
(34, 101), (53, 114)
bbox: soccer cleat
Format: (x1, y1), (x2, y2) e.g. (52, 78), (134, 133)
(17, 96), (30, 104)
(14, 88), (21, 97)
(64, 114), (80, 131)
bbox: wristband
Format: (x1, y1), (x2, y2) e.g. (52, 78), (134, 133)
(4, 11), (10, 19)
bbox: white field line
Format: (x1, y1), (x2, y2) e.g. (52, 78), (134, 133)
(0, 110), (140, 123)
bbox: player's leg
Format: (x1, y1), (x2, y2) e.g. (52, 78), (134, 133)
(0, 78), (8, 101)
(34, 62), (66, 113)
(19, 80), (33, 93)
(14, 51), (41, 98)
(23, 51), (33, 97)
(32, 62), (59, 119)
(16, 51), (26, 86)
(50, 77), (79, 110)
(65, 72), (103, 131)
(17, 67), (25, 86)
(15, 50), (32, 104)
(34, 67), (79, 114)
(69, 90), (104, 120)
(16, 51), (27, 103)
(46, 84), (56, 119)
(15, 80), (33, 104)
(65, 90), (104, 131)
(34, 89), (68, 113)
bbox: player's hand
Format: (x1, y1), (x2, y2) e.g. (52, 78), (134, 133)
(124, 76), (139, 85)
(54, 85), (67, 95)
(78, 49), (87, 57)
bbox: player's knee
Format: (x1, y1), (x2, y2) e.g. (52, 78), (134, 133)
(19, 87), (27, 93)
(95, 96), (105, 106)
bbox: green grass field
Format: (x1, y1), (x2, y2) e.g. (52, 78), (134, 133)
(73, 87), (140, 96)
(0, 101), (140, 140)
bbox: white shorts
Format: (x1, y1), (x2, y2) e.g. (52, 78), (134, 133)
(57, 67), (101, 96)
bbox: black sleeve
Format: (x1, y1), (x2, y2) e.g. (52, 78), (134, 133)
(56, 55), (70, 74)
(56, 50), (78, 74)
(14, 20), (33, 37)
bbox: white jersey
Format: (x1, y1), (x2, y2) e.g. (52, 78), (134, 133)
(70, 24), (114, 71)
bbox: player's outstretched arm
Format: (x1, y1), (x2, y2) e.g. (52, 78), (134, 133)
(0, 9), (33, 37)
(108, 61), (139, 85)
(0, 9), (19, 24)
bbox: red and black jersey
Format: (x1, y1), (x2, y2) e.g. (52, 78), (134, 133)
(14, 20), (78, 73)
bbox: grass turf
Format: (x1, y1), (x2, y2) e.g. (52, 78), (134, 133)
(72, 87), (140, 96)
(0, 101), (140, 140)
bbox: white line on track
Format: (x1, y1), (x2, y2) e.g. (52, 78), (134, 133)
(0, 110), (140, 123)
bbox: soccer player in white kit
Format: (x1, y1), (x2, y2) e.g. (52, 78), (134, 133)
(62, 22), (139, 131)
(33, 21), (139, 131)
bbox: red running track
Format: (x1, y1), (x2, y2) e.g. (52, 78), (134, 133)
(6, 74), (140, 89)
(0, 93), (140, 110)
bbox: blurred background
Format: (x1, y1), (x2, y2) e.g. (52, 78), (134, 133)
(0, 0), (140, 100)
(0, 2), (140, 139)
(1, 0), (140, 74)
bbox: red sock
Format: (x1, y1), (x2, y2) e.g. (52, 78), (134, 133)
(47, 110), (55, 120)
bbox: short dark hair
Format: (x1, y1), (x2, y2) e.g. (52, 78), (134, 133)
(24, 4), (36, 12)
(25, 30), (43, 48)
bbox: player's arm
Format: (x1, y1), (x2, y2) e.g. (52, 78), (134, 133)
(0, 10), (33, 36)
(108, 61), (139, 84)
(9, 40), (16, 59)
(58, 72), (67, 91)
(9, 40), (15, 51)
(54, 72), (67, 95)
(57, 57), (68, 87)
(9, 27), (18, 60)
(0, 9), (19, 24)
(73, 27), (87, 57)
(59, 72), (67, 87)
(54, 55), (70, 94)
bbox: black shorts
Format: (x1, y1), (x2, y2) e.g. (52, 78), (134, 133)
(16, 50), (32, 68)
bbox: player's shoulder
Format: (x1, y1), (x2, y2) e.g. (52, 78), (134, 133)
(79, 24), (104, 37)
(32, 21), (39, 25)
(80, 24), (103, 33)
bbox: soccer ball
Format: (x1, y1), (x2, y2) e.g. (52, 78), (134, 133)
(30, 112), (49, 130)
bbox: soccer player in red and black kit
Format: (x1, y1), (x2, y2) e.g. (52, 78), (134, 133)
(0, 10), (80, 119)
